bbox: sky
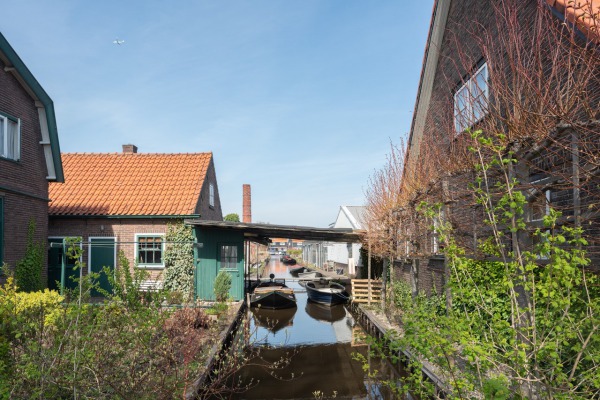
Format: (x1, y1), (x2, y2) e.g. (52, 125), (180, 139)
(1, 1), (433, 227)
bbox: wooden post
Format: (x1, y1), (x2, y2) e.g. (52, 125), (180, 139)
(572, 131), (581, 229)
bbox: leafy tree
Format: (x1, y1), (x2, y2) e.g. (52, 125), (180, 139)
(224, 213), (240, 222)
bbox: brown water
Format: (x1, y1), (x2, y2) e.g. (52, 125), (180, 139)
(228, 256), (407, 400)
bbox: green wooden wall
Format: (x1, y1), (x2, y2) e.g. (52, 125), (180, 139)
(194, 227), (245, 301)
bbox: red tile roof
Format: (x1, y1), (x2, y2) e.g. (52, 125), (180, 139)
(49, 152), (213, 216)
(547, 0), (600, 42)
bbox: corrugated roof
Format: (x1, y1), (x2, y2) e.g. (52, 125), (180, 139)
(49, 152), (212, 216)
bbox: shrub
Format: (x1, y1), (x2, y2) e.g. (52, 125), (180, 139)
(214, 271), (232, 302)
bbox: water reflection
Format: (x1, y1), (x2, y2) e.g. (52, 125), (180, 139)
(251, 306), (297, 334)
(235, 257), (401, 399)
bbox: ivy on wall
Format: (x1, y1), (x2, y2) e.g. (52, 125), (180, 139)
(162, 222), (195, 300)
(15, 220), (44, 292)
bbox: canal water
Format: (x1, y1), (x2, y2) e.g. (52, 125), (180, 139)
(229, 257), (405, 400)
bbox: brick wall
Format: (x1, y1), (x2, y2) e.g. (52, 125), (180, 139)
(48, 218), (178, 280)
(0, 58), (50, 273)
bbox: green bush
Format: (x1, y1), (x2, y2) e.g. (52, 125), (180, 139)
(214, 270), (232, 302)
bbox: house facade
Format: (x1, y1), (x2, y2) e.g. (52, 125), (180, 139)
(397, 0), (599, 295)
(0, 32), (63, 278)
(47, 146), (222, 292)
(325, 206), (365, 275)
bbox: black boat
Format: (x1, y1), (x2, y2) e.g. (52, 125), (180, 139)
(251, 306), (297, 333)
(250, 274), (297, 309)
(281, 255), (297, 265)
(305, 279), (349, 306)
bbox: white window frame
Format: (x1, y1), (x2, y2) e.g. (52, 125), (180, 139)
(454, 63), (489, 134)
(0, 113), (21, 161)
(135, 234), (165, 269)
(209, 183), (215, 208)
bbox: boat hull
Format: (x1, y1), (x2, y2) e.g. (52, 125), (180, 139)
(298, 271), (322, 279)
(250, 289), (297, 309)
(305, 281), (348, 306)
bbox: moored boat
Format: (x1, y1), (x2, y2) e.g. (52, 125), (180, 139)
(250, 274), (297, 309)
(281, 255), (297, 265)
(297, 270), (322, 280)
(288, 266), (307, 276)
(305, 279), (349, 306)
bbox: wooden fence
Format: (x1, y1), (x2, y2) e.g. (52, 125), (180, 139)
(350, 279), (382, 304)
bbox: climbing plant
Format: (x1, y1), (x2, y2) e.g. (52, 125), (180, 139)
(163, 222), (195, 301)
(14, 219), (44, 292)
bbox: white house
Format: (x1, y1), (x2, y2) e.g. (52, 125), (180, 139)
(326, 206), (365, 275)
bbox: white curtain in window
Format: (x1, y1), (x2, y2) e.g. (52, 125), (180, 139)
(7, 119), (18, 160)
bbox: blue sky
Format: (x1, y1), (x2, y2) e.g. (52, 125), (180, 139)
(2, 1), (433, 227)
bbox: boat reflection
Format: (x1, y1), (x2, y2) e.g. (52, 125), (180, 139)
(304, 301), (346, 323)
(251, 306), (297, 333)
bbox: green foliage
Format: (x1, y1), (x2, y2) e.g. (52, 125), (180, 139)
(163, 222), (195, 301)
(214, 270), (232, 302)
(364, 130), (600, 399)
(0, 246), (247, 398)
(102, 251), (163, 308)
(224, 213), (240, 222)
(14, 220), (44, 292)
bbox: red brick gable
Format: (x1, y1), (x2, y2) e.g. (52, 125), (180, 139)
(49, 152), (212, 216)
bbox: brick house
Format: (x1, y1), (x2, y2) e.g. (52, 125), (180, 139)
(397, 0), (599, 295)
(47, 145), (222, 291)
(0, 32), (64, 276)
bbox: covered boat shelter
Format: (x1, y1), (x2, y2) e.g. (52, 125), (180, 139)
(184, 219), (364, 301)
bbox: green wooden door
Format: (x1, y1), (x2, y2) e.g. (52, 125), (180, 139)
(48, 238), (79, 292)
(89, 238), (115, 295)
(195, 228), (245, 301)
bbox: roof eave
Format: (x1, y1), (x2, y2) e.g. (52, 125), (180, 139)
(405, 0), (451, 177)
(0, 32), (64, 182)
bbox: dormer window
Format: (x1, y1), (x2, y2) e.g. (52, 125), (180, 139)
(209, 183), (215, 208)
(0, 113), (20, 161)
(454, 62), (489, 133)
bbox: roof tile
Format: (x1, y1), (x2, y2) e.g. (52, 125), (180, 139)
(49, 152), (213, 216)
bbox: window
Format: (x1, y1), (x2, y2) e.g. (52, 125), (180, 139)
(454, 63), (489, 133)
(0, 113), (20, 161)
(530, 190), (551, 222)
(220, 245), (237, 269)
(209, 183), (215, 208)
(136, 235), (164, 267)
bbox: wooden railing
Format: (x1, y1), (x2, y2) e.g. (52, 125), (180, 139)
(350, 279), (382, 304)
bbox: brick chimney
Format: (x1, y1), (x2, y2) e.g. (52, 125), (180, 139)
(243, 184), (252, 223)
(122, 144), (138, 153)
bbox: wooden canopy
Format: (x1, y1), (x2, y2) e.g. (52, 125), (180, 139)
(184, 219), (364, 245)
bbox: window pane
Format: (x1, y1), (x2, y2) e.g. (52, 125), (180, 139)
(138, 236), (163, 265)
(7, 120), (17, 160)
(220, 245), (237, 269)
